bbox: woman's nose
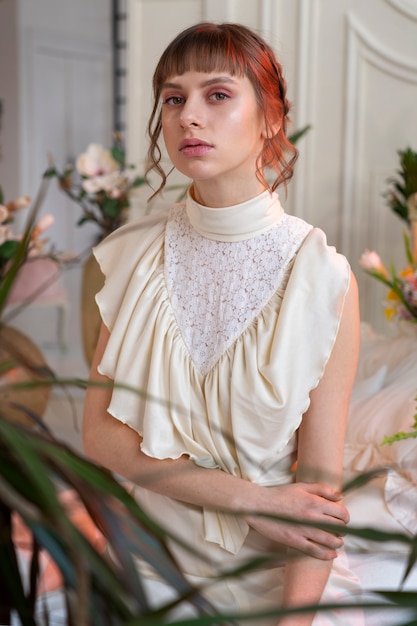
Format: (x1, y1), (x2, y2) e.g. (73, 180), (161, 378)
(179, 99), (204, 128)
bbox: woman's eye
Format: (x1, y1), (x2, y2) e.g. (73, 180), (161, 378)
(164, 96), (184, 105)
(210, 92), (228, 101)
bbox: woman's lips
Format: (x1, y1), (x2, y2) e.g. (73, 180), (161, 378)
(179, 139), (212, 157)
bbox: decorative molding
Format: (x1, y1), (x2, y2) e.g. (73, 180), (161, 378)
(259, 0), (273, 35)
(21, 27), (111, 193)
(386, 0), (417, 20)
(291, 0), (319, 221)
(340, 12), (417, 255)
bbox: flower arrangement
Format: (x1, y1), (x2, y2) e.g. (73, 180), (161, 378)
(359, 147), (417, 325)
(359, 148), (417, 446)
(359, 233), (417, 324)
(44, 140), (147, 241)
(0, 184), (56, 311)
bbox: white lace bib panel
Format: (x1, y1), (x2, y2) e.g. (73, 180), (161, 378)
(165, 205), (312, 375)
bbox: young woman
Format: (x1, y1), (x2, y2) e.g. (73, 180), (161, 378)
(83, 22), (363, 625)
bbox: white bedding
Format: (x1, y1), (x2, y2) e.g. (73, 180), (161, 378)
(342, 321), (417, 624)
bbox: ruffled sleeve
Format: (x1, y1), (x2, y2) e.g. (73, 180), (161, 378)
(93, 210), (168, 389)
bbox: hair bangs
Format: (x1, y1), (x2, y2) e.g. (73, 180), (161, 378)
(154, 28), (248, 90)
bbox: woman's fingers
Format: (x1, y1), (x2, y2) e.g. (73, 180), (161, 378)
(244, 481), (351, 558)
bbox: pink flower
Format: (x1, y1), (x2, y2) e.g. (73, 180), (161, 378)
(0, 205), (9, 224)
(35, 213), (55, 234)
(0, 225), (12, 245)
(109, 187), (122, 199)
(30, 214), (55, 243)
(76, 144), (119, 178)
(358, 249), (388, 277)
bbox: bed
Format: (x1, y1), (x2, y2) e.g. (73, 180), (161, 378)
(342, 321), (417, 624)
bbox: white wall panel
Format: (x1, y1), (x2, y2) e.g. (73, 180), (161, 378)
(341, 12), (417, 328)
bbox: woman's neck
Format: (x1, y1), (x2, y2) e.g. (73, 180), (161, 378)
(191, 178), (268, 208)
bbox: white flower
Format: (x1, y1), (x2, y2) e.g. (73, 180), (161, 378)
(358, 249), (388, 277)
(82, 171), (129, 196)
(76, 143), (119, 178)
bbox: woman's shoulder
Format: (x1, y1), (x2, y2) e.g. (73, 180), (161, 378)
(102, 207), (170, 244)
(93, 207), (170, 263)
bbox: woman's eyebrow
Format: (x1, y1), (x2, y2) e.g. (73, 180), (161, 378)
(161, 76), (237, 90)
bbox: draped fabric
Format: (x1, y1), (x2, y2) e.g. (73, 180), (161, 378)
(94, 191), (350, 557)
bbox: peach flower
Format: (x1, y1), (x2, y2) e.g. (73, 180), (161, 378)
(0, 204), (9, 224)
(358, 249), (389, 278)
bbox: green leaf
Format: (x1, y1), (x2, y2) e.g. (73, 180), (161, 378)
(77, 215), (92, 227)
(403, 231), (414, 265)
(0, 239), (20, 261)
(382, 430), (417, 445)
(0, 185), (4, 204)
(385, 146), (417, 223)
(42, 167), (58, 178)
(0, 503), (36, 626)
(111, 146), (125, 166)
(101, 197), (120, 219)
(288, 124), (312, 145)
(132, 176), (147, 188)
(401, 540), (417, 587)
(342, 467), (390, 493)
(0, 177), (50, 315)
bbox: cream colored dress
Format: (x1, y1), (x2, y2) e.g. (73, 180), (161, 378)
(94, 190), (363, 625)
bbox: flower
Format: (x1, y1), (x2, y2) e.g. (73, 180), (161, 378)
(0, 183), (61, 318)
(0, 189), (55, 281)
(75, 143), (119, 178)
(358, 250), (389, 278)
(44, 140), (147, 241)
(359, 233), (417, 323)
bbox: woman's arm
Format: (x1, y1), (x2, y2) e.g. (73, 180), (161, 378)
(82, 322), (351, 559)
(278, 272), (360, 625)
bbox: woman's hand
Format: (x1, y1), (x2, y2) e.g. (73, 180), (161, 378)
(244, 481), (348, 559)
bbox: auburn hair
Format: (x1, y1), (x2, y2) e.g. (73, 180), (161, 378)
(146, 22), (298, 199)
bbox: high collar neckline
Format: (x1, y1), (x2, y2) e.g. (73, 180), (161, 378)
(186, 189), (284, 242)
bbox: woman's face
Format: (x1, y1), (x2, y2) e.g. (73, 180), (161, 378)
(160, 70), (267, 205)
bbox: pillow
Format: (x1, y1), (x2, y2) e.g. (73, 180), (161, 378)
(344, 323), (417, 535)
(344, 475), (410, 553)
